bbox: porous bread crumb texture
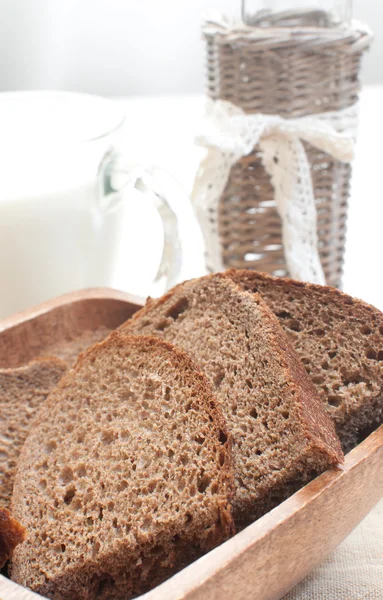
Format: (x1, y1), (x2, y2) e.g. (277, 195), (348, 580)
(122, 274), (343, 526)
(42, 326), (112, 367)
(227, 269), (383, 452)
(0, 328), (109, 511)
(0, 508), (26, 568)
(10, 334), (234, 600)
(0, 358), (67, 508)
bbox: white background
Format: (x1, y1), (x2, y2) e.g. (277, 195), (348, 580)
(0, 0), (381, 95)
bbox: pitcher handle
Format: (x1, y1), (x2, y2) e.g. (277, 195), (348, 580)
(100, 153), (183, 296)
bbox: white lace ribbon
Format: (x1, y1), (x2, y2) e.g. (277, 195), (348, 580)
(192, 99), (357, 284)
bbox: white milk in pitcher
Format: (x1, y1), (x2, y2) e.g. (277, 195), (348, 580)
(0, 179), (124, 318)
(0, 91), (126, 318)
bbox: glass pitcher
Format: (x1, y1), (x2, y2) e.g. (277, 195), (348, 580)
(0, 91), (184, 318)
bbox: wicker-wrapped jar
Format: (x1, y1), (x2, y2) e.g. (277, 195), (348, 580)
(202, 16), (371, 287)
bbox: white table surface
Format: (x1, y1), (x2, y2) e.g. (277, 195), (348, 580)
(112, 86), (383, 311)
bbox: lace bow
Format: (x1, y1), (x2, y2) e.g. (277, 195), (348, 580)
(192, 99), (357, 284)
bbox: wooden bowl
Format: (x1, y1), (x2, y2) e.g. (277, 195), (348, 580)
(1, 289), (382, 600)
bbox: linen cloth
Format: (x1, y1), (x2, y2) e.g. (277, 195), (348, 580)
(284, 499), (383, 599)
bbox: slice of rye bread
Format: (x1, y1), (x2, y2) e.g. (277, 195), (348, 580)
(0, 357), (67, 508)
(227, 269), (383, 451)
(10, 334), (234, 600)
(0, 508), (26, 568)
(42, 326), (113, 367)
(121, 274), (343, 526)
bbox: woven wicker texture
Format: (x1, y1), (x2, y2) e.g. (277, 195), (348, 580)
(203, 17), (371, 287)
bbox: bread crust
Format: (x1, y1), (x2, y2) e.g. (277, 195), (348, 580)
(0, 507), (26, 568)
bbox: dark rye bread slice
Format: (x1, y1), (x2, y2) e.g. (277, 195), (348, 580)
(227, 269), (383, 451)
(42, 326), (113, 367)
(10, 334), (234, 600)
(121, 274), (343, 526)
(0, 508), (26, 568)
(0, 357), (67, 508)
